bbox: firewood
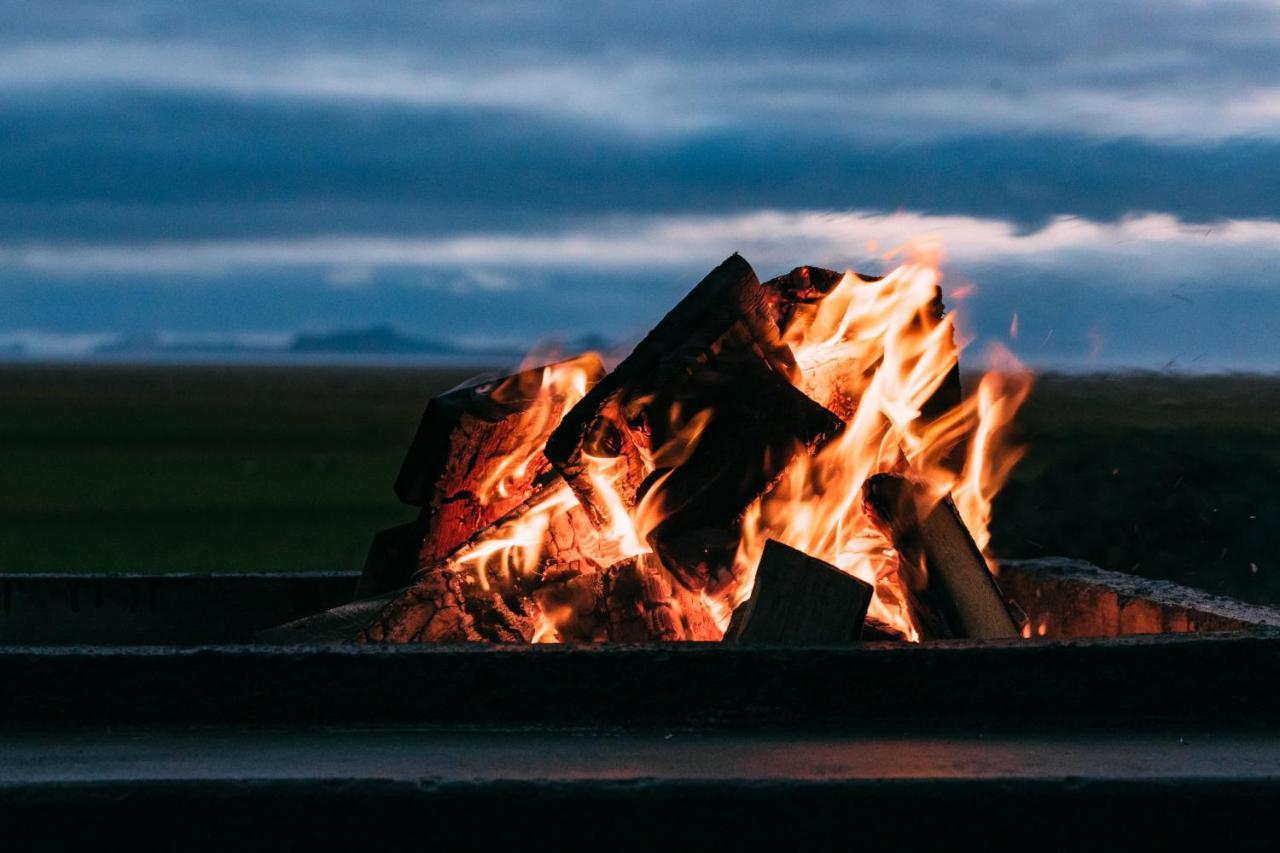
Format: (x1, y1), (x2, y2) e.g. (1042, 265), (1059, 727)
(535, 555), (720, 642)
(394, 354), (606, 566)
(723, 540), (873, 644)
(863, 473), (1018, 640)
(545, 254), (794, 526)
(642, 353), (845, 592)
(353, 515), (428, 599)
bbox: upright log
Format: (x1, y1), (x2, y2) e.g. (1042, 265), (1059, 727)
(863, 473), (1018, 640)
(724, 540), (873, 644)
(394, 353), (605, 568)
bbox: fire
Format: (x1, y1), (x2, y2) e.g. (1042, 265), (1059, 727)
(417, 246), (1030, 643)
(731, 252), (1031, 639)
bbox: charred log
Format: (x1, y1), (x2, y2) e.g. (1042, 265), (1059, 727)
(545, 254), (794, 525)
(863, 473), (1018, 640)
(536, 554), (721, 643)
(354, 515), (428, 599)
(724, 540), (873, 644)
(394, 354), (606, 566)
(642, 354), (845, 592)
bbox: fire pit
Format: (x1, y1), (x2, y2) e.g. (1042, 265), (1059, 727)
(3, 254), (1278, 842)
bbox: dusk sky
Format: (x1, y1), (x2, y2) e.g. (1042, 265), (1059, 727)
(2, 1), (1280, 368)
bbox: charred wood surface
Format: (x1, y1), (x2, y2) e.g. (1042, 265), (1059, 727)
(537, 555), (720, 642)
(545, 254), (793, 525)
(643, 354), (844, 592)
(725, 540), (872, 644)
(353, 516), (428, 599)
(394, 354), (605, 565)
(863, 473), (1018, 640)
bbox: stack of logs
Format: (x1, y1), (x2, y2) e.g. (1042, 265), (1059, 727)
(277, 254), (1019, 645)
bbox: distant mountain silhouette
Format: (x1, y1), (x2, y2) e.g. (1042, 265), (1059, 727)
(289, 324), (462, 354)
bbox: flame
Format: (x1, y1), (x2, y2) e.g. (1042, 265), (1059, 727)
(473, 354), (596, 503)
(729, 250), (1032, 640)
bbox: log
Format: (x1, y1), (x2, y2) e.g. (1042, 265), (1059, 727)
(723, 540), (873, 644)
(394, 354), (606, 566)
(535, 554), (721, 643)
(642, 353), (845, 592)
(358, 479), (637, 644)
(544, 254), (794, 526)
(353, 515), (428, 599)
(863, 473), (1018, 640)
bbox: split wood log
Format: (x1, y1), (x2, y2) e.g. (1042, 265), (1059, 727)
(394, 353), (606, 568)
(353, 515), (428, 599)
(641, 353), (845, 593)
(863, 473), (1018, 640)
(544, 254), (795, 527)
(723, 540), (873, 644)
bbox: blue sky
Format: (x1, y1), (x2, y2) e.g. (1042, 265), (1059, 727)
(2, 1), (1279, 367)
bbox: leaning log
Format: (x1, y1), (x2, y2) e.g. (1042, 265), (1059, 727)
(724, 540), (873, 644)
(544, 254), (795, 526)
(394, 353), (606, 567)
(863, 473), (1018, 640)
(642, 353), (845, 592)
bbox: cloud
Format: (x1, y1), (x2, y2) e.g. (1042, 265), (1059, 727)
(2, 210), (1276, 295)
(5, 2), (1280, 139)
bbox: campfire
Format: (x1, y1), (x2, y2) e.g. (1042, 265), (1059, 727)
(348, 252), (1031, 644)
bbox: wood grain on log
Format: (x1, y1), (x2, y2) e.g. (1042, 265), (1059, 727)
(394, 354), (606, 568)
(724, 539), (873, 644)
(863, 473), (1018, 640)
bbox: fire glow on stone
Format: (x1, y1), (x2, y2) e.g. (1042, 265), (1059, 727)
(402, 247), (1031, 643)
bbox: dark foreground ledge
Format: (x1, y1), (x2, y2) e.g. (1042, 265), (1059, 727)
(3, 633), (1279, 729)
(2, 727), (1277, 846)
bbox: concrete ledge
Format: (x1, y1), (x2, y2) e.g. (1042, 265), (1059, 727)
(0, 572), (357, 644)
(1000, 558), (1280, 637)
(2, 634), (1278, 728)
(1, 728), (1277, 845)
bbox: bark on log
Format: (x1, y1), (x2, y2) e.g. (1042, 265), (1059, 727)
(545, 254), (794, 526)
(724, 540), (873, 644)
(394, 354), (606, 567)
(642, 353), (845, 593)
(863, 473), (1018, 640)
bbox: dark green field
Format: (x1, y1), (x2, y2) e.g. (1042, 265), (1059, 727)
(2, 364), (1277, 607)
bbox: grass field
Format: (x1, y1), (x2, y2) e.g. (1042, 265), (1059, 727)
(2, 363), (1277, 607)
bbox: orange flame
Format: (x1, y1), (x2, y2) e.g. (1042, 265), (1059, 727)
(722, 250), (1031, 640)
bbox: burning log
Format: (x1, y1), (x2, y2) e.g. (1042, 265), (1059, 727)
(393, 354), (605, 568)
(863, 473), (1018, 640)
(544, 254), (794, 526)
(724, 540), (873, 644)
(643, 354), (845, 592)
(536, 555), (721, 642)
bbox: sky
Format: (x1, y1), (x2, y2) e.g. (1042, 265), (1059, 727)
(2, 1), (1279, 368)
